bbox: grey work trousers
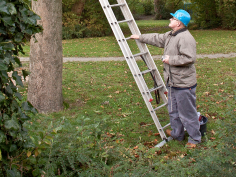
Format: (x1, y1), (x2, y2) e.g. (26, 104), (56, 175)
(167, 87), (201, 144)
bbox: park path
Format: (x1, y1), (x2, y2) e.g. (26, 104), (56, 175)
(20, 53), (236, 62)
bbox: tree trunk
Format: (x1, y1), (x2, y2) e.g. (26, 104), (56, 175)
(71, 0), (86, 16)
(28, 0), (63, 113)
(154, 0), (162, 20)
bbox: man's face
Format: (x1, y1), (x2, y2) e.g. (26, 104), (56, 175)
(169, 17), (180, 29)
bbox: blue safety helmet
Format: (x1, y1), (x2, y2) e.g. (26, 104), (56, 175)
(170, 9), (191, 27)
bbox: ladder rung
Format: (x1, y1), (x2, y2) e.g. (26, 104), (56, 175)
(162, 123), (171, 129)
(149, 85), (164, 92)
(154, 103), (167, 111)
(110, 3), (125, 7)
(125, 37), (131, 40)
(133, 52), (147, 57)
(141, 69), (152, 75)
(118, 19), (132, 24)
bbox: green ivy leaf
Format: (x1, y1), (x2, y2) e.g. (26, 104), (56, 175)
(7, 3), (17, 15)
(4, 119), (20, 131)
(22, 101), (32, 111)
(20, 113), (30, 120)
(9, 144), (17, 152)
(1, 16), (14, 26)
(0, 1), (9, 14)
(0, 92), (5, 102)
(0, 61), (7, 70)
(2, 42), (14, 50)
(0, 131), (6, 143)
(14, 56), (22, 66)
(14, 92), (22, 100)
(12, 71), (23, 87)
(22, 70), (30, 80)
(14, 33), (23, 43)
(6, 169), (21, 177)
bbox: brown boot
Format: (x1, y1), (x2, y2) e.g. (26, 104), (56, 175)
(165, 129), (172, 137)
(185, 142), (196, 149)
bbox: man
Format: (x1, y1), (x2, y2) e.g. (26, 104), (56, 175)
(130, 9), (201, 148)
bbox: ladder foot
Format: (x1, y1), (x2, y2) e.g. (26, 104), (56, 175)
(154, 137), (173, 148)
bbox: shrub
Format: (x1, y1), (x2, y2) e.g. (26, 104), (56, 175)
(0, 0), (42, 176)
(141, 0), (154, 16)
(191, 0), (236, 29)
(221, 1), (236, 29)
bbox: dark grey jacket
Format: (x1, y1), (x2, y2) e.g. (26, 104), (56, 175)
(139, 28), (197, 88)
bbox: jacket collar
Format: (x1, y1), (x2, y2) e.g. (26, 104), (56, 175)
(170, 27), (187, 36)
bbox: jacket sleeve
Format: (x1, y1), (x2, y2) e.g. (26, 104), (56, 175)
(169, 37), (196, 66)
(139, 32), (171, 48)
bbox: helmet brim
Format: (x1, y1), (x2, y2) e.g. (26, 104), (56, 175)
(170, 13), (175, 17)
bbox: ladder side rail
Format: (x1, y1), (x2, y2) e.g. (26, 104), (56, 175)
(99, 0), (154, 105)
(117, 0), (153, 69)
(117, 0), (168, 104)
(99, 0), (169, 140)
(102, 2), (157, 104)
(108, 3), (168, 140)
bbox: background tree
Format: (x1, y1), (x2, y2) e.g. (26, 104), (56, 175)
(191, 0), (236, 29)
(61, 0), (145, 39)
(154, 0), (183, 20)
(71, 0), (85, 16)
(28, 0), (63, 113)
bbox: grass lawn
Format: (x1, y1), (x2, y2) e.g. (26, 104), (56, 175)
(21, 20), (236, 57)
(19, 56), (236, 176)
(17, 19), (236, 176)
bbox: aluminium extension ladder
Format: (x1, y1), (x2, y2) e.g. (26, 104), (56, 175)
(99, 0), (172, 147)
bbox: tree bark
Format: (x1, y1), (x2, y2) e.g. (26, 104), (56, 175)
(28, 0), (63, 113)
(71, 0), (86, 16)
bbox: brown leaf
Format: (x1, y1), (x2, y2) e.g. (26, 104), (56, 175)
(27, 151), (31, 157)
(211, 129), (216, 135)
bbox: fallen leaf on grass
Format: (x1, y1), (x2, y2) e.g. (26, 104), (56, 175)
(211, 129), (216, 135)
(155, 150), (162, 155)
(204, 92), (210, 96)
(139, 122), (146, 126)
(210, 137), (216, 140)
(133, 146), (138, 149)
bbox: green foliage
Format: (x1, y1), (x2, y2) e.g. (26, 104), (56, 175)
(221, 1), (236, 29)
(8, 57), (236, 175)
(154, 0), (184, 20)
(141, 0), (154, 16)
(0, 0), (42, 175)
(191, 0), (236, 29)
(61, 0), (147, 39)
(62, 0), (112, 39)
